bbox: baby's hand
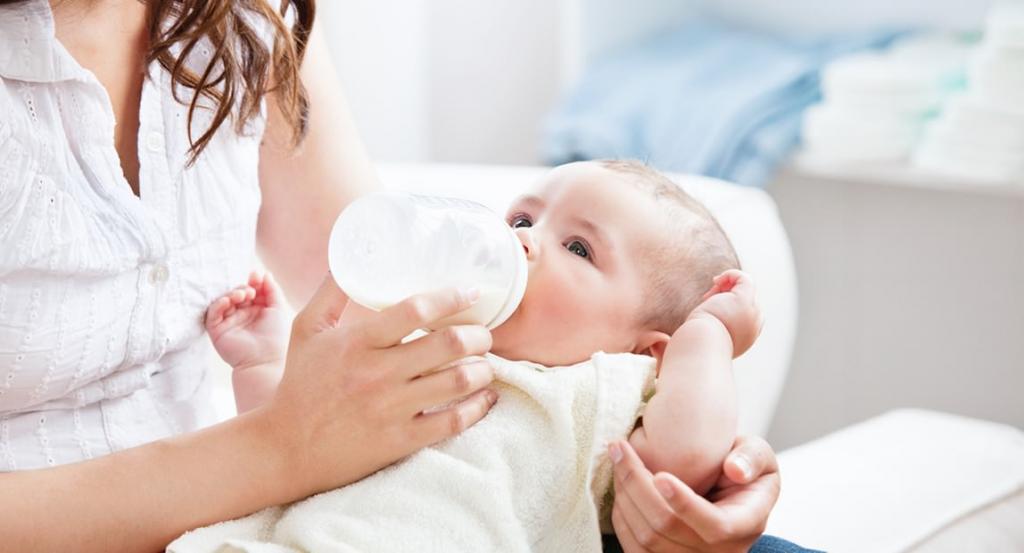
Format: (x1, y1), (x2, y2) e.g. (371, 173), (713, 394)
(688, 269), (763, 358)
(206, 272), (288, 371)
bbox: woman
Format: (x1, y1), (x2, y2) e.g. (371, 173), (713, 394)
(0, 1), (782, 551)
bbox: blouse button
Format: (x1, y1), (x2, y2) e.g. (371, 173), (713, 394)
(150, 264), (170, 284)
(145, 131), (164, 153)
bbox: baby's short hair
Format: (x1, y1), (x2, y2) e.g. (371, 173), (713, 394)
(597, 159), (740, 334)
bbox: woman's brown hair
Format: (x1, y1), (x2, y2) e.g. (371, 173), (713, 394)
(3, 0), (316, 164)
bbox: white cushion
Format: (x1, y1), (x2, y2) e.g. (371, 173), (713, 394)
(908, 487), (1024, 553)
(378, 163), (798, 436)
(767, 409), (1024, 552)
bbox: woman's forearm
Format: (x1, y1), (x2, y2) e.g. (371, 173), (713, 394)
(233, 361), (286, 414)
(0, 409), (295, 552)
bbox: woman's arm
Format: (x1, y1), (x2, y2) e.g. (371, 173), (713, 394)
(257, 17), (379, 307)
(0, 277), (498, 552)
(2, 409), (292, 551)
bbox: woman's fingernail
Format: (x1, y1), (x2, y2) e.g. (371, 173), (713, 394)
(656, 479), (675, 499)
(732, 455), (753, 480)
(609, 442), (623, 464)
(486, 390), (498, 405)
(463, 288), (481, 304)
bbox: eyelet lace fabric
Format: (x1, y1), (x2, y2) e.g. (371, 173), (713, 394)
(0, 0), (266, 470)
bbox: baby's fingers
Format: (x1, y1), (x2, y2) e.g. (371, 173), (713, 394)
(247, 271), (263, 290)
(205, 296), (232, 329)
(258, 275), (282, 308)
(718, 270), (756, 300)
(228, 285), (258, 306)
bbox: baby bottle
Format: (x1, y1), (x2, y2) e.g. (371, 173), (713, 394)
(327, 192), (528, 329)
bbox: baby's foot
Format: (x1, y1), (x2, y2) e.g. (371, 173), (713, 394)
(206, 272), (288, 370)
(689, 270), (763, 358)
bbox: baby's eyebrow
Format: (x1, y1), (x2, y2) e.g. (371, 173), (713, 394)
(511, 194), (545, 210)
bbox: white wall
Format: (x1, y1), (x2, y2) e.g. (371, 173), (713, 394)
(425, 0), (562, 164)
(319, 0), (562, 165)
(318, 0), (431, 162)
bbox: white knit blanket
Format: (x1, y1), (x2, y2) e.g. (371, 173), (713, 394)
(169, 352), (656, 553)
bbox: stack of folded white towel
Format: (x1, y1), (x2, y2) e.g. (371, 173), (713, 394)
(914, 2), (1024, 183)
(801, 34), (974, 162)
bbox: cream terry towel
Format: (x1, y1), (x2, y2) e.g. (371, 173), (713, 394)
(169, 352), (656, 553)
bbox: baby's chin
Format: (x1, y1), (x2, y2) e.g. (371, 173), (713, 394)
(489, 327), (597, 367)
(489, 306), (626, 366)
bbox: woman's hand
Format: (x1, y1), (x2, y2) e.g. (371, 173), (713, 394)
(262, 274), (498, 498)
(609, 435), (780, 552)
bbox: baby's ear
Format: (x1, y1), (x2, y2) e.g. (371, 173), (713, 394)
(633, 330), (670, 362)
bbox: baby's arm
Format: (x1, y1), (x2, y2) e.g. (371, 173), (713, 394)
(628, 270), (762, 496)
(205, 272), (289, 414)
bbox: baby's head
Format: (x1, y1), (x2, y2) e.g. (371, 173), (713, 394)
(489, 160), (739, 366)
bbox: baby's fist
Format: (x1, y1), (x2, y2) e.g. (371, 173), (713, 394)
(689, 270), (763, 357)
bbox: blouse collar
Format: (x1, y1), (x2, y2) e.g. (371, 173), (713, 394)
(0, 0), (92, 83)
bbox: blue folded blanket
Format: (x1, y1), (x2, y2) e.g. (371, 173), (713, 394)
(543, 21), (901, 187)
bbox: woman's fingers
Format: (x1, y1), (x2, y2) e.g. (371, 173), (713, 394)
(612, 503), (652, 553)
(720, 435), (778, 487)
(613, 484), (683, 552)
(611, 441), (694, 547)
(610, 438), (773, 547)
(615, 450), (737, 547)
(394, 326), (492, 379)
(293, 274), (350, 336)
(648, 472), (734, 545)
(403, 358), (494, 411)
(357, 288), (480, 348)
(414, 387), (497, 442)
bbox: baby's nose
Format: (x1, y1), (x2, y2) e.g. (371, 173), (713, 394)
(514, 228), (538, 261)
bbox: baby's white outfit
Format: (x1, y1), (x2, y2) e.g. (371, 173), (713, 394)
(169, 352), (657, 553)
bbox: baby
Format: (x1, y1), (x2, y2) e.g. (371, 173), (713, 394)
(171, 160), (761, 552)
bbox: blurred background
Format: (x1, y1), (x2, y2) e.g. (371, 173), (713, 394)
(317, 0), (1023, 451)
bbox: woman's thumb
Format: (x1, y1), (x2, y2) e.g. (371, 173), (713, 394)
(293, 273), (350, 335)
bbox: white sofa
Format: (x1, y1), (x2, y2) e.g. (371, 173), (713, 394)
(215, 163), (1024, 552)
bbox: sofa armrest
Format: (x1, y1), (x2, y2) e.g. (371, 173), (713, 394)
(767, 409), (1024, 552)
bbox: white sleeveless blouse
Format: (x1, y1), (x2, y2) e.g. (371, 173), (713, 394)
(0, 1), (264, 470)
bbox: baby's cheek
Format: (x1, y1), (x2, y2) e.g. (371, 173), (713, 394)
(543, 282), (593, 327)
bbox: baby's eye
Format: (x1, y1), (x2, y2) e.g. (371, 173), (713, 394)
(566, 240), (590, 260)
(509, 214), (532, 228)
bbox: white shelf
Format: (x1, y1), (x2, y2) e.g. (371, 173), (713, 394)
(785, 153), (1024, 198)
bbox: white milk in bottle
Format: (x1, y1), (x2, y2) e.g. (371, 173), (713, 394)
(327, 192), (527, 329)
